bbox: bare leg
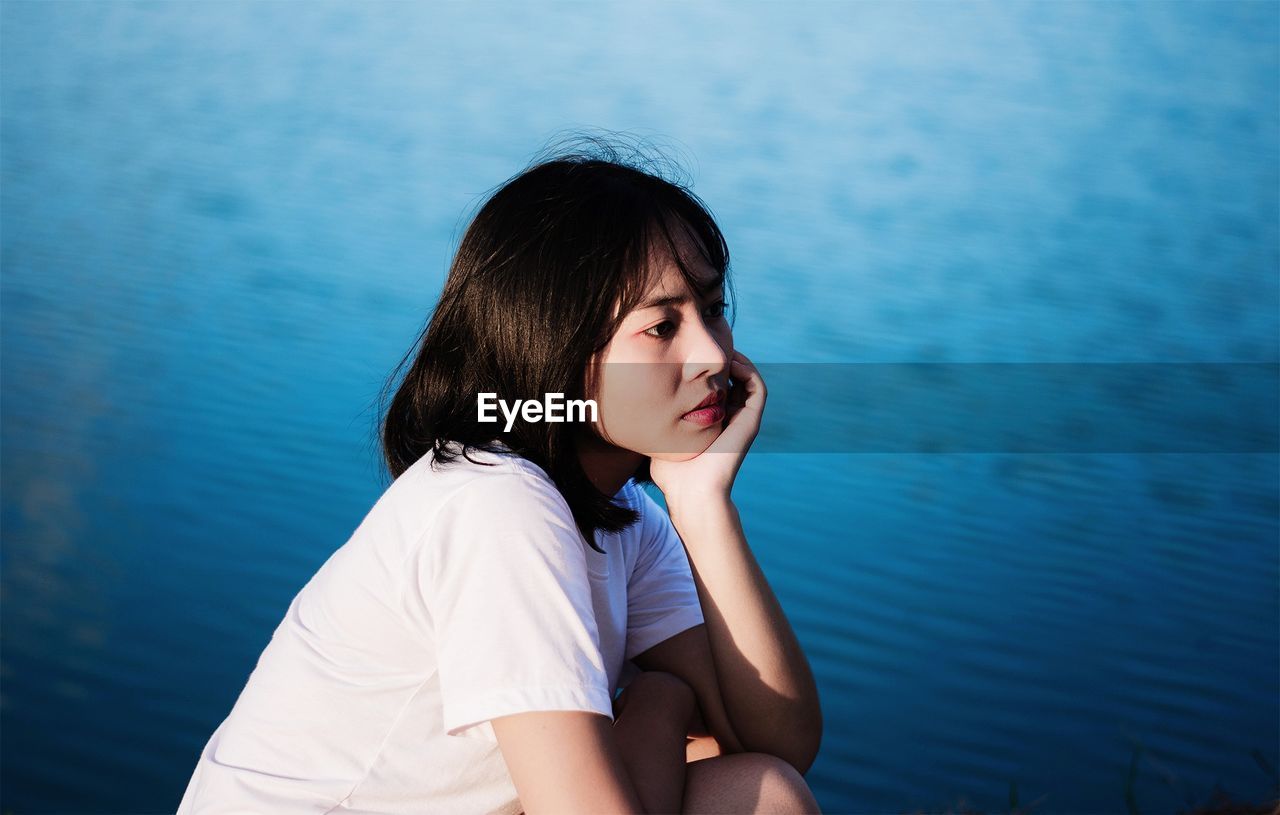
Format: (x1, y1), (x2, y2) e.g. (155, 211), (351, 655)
(512, 751), (820, 815)
(682, 752), (822, 815)
(511, 689), (818, 815)
(612, 671), (697, 815)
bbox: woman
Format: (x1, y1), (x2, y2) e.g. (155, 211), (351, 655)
(177, 137), (822, 814)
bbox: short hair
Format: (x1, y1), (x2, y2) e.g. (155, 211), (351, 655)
(378, 133), (735, 552)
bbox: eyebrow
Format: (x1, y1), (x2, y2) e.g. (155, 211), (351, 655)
(636, 293), (693, 311)
(635, 276), (725, 312)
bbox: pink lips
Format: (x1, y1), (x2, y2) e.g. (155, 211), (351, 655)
(681, 389), (726, 427)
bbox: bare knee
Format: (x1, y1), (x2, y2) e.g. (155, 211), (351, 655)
(753, 753), (820, 814)
(683, 751), (821, 814)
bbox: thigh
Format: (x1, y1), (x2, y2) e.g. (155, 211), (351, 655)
(682, 752), (822, 815)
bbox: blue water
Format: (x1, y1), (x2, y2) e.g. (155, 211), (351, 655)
(2, 2), (1277, 813)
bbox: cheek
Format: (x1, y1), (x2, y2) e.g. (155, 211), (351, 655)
(597, 367), (679, 438)
(603, 369), (660, 414)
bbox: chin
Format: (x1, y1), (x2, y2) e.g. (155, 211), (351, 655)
(650, 449), (701, 463)
(648, 430), (720, 461)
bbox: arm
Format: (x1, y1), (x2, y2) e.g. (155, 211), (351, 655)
(648, 351), (823, 776)
(664, 494), (823, 776)
(493, 710), (645, 815)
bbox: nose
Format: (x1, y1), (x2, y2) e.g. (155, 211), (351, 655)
(682, 314), (732, 383)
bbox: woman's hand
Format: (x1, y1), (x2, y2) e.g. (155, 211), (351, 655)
(650, 349), (766, 503)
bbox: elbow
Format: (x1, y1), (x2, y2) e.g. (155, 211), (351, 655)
(784, 718), (823, 777)
(794, 691), (824, 774)
(786, 700), (825, 776)
(744, 708), (823, 777)
(793, 726), (822, 776)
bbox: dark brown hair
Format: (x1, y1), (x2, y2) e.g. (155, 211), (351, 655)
(378, 134), (735, 552)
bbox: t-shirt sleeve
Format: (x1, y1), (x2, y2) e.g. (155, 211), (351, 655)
(624, 482), (706, 662)
(418, 472), (615, 743)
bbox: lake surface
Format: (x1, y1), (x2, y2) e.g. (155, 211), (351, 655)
(2, 2), (1276, 813)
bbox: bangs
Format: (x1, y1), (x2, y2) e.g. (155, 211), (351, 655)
(598, 204), (734, 353)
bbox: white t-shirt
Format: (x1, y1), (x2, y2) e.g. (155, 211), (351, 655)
(176, 441), (705, 814)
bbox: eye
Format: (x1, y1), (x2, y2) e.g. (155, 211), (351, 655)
(644, 320), (676, 340)
(644, 301), (727, 340)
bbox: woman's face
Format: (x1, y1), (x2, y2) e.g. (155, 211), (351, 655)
(587, 230), (734, 461)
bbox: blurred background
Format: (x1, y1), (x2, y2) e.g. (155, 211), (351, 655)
(2, 1), (1277, 813)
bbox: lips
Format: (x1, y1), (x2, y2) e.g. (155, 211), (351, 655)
(684, 389), (725, 415)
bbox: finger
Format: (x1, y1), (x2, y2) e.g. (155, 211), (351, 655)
(730, 358), (759, 379)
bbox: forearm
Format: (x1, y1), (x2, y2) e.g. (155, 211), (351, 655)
(666, 496), (823, 775)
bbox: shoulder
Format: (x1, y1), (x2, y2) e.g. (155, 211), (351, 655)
(408, 446), (581, 547)
(359, 443), (577, 560)
(444, 467), (574, 524)
(413, 458), (594, 598)
(395, 442), (570, 511)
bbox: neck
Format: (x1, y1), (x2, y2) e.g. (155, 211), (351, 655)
(575, 430), (644, 498)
